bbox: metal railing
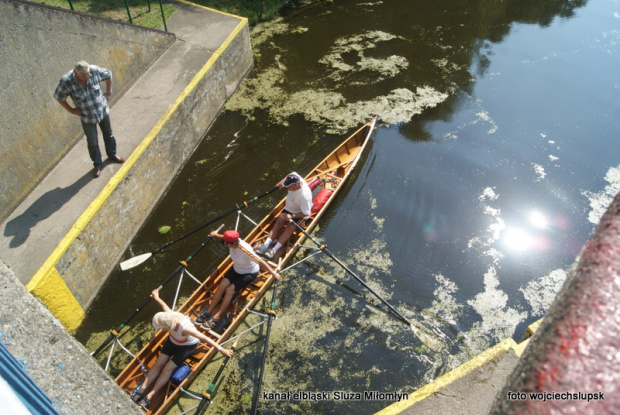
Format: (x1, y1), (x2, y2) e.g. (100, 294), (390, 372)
(65, 0), (168, 31)
(0, 343), (60, 415)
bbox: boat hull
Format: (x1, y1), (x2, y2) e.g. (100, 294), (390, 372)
(115, 119), (376, 414)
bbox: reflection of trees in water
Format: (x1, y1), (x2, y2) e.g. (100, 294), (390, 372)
(390, 0), (588, 141)
(80, 1), (597, 413)
(507, 0), (588, 27)
(241, 0), (589, 142)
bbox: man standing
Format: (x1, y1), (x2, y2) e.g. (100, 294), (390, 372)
(54, 61), (124, 178)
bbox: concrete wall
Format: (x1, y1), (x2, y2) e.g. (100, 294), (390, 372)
(0, 0), (175, 223)
(26, 10), (253, 330)
(61, 25), (253, 311)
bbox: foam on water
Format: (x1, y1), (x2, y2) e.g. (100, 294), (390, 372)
(520, 269), (567, 316)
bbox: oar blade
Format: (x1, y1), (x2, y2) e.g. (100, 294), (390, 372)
(120, 253), (153, 271)
(411, 323), (443, 351)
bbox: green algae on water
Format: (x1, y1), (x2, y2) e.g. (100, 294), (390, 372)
(226, 20), (450, 135)
(319, 31), (409, 84)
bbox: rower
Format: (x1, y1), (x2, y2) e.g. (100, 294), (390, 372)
(256, 173), (313, 260)
(196, 230), (280, 332)
(130, 287), (233, 410)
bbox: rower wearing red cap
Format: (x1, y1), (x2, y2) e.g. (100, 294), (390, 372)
(196, 229), (280, 331)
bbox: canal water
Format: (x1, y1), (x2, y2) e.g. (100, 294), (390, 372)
(77, 0), (620, 414)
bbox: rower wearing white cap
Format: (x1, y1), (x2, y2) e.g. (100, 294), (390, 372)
(257, 172), (313, 260)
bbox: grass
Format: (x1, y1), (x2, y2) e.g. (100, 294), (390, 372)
(40, 0), (176, 28)
(38, 0), (313, 27)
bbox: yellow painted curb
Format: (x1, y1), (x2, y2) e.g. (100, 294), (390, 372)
(374, 338), (518, 415)
(512, 338), (530, 357)
(27, 4), (249, 332)
(527, 319), (541, 336)
(26, 267), (85, 334)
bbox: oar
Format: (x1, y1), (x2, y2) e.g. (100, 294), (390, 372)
(194, 336), (240, 414)
(250, 267), (281, 415)
(92, 225), (223, 358)
(290, 220), (411, 324)
(120, 187), (279, 270)
(290, 221), (442, 351)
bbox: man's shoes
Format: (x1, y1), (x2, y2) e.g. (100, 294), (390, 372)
(93, 167), (101, 178)
(201, 318), (219, 331)
(196, 310), (212, 324)
(256, 243), (269, 255)
(264, 247), (277, 260)
(109, 154), (125, 163)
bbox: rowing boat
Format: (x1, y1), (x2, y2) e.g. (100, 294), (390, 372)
(114, 119), (376, 414)
(116, 119), (375, 413)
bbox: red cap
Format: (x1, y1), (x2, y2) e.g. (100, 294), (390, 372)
(222, 230), (240, 243)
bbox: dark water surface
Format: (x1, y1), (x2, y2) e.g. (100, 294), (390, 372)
(77, 0), (620, 413)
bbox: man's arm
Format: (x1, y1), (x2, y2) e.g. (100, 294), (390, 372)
(237, 244), (281, 280)
(103, 78), (112, 98)
(258, 258), (281, 280)
(54, 76), (82, 115)
(57, 99), (82, 116)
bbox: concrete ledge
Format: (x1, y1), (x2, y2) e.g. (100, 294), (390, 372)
(0, 0), (176, 223)
(0, 260), (143, 415)
(375, 339), (518, 415)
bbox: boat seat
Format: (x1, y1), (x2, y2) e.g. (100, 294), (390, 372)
(231, 273), (268, 306)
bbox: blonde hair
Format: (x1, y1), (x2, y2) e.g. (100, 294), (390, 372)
(152, 312), (185, 331)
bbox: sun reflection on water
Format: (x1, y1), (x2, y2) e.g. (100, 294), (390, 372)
(501, 210), (553, 253)
(529, 210), (549, 229)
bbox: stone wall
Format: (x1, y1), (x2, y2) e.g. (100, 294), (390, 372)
(18, 3), (254, 332)
(0, 0), (175, 223)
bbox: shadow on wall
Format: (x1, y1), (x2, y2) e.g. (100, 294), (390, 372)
(0, 0), (175, 223)
(3, 171), (93, 248)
